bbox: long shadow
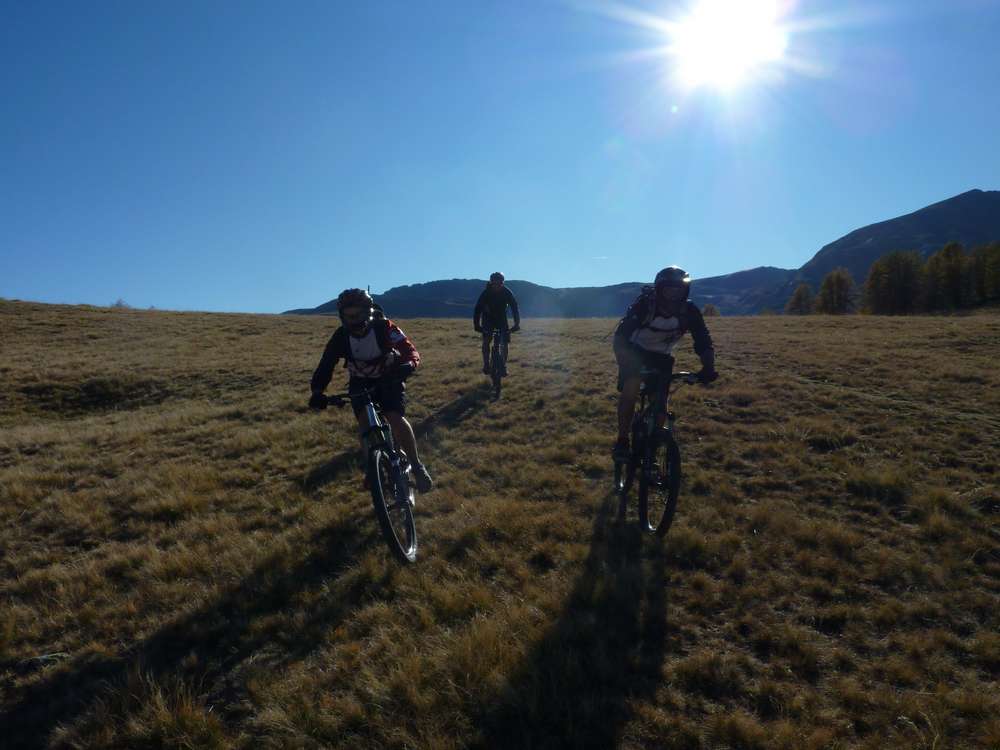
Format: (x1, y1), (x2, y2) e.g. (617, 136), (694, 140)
(300, 383), (494, 492)
(6, 382), (498, 747)
(2, 516), (383, 749)
(473, 494), (671, 749)
(414, 382), (494, 439)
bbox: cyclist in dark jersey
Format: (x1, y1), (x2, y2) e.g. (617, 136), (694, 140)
(612, 266), (718, 461)
(473, 272), (521, 376)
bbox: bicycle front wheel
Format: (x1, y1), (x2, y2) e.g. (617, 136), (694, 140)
(491, 350), (503, 399)
(368, 449), (418, 563)
(614, 458), (636, 496)
(637, 434), (681, 536)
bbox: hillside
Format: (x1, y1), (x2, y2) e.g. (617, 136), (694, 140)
(2, 300), (999, 749)
(284, 278), (651, 319)
(799, 189), (1000, 285)
(285, 189), (1000, 316)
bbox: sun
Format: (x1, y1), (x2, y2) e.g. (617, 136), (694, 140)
(668, 0), (789, 91)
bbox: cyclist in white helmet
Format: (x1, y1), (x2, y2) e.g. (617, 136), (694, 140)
(612, 267), (718, 461)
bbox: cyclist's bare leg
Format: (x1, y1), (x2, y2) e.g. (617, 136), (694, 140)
(617, 376), (641, 442)
(385, 411), (421, 466)
(353, 410), (369, 463)
(481, 333), (491, 371)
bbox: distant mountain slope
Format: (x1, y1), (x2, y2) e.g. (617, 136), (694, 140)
(754, 189), (1000, 312)
(690, 266), (797, 314)
(285, 279), (650, 319)
(284, 189), (999, 316)
(799, 189), (1000, 285)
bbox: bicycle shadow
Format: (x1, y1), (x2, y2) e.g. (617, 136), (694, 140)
(414, 382), (494, 439)
(2, 516), (383, 749)
(300, 382), (494, 492)
(472, 493), (672, 749)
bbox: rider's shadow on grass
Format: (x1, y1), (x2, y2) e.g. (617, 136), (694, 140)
(300, 382), (495, 493)
(473, 494), (672, 750)
(2, 516), (384, 749)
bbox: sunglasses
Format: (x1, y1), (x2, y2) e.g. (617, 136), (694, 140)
(657, 285), (687, 301)
(341, 307), (371, 326)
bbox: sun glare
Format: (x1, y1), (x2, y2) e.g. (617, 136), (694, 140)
(669, 0), (789, 90)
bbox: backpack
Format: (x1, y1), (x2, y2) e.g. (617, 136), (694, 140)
(614, 287), (690, 338)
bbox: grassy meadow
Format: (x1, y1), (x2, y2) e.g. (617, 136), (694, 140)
(1, 298), (999, 749)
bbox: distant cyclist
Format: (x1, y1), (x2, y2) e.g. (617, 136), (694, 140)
(309, 288), (433, 492)
(473, 272), (521, 376)
(612, 267), (717, 461)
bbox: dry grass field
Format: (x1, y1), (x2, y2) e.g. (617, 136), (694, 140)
(2, 298), (999, 749)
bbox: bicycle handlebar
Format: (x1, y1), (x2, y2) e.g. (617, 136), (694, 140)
(324, 394), (350, 409)
(318, 368), (415, 409)
(638, 368), (697, 383)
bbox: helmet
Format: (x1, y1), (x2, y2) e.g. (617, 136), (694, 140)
(336, 288), (374, 331)
(654, 266), (691, 306)
(489, 272), (505, 284)
(654, 266), (691, 289)
(336, 287), (373, 313)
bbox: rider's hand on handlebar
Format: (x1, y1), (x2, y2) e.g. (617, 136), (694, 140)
(389, 362), (416, 380)
(510, 324), (520, 333)
(308, 392), (328, 410)
(383, 349), (401, 369)
(696, 368), (718, 385)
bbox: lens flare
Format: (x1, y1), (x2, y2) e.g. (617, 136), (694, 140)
(670, 0), (789, 90)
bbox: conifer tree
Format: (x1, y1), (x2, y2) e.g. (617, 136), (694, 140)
(815, 268), (855, 314)
(784, 283), (814, 315)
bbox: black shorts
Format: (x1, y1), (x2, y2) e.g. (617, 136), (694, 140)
(614, 343), (674, 391)
(348, 376), (407, 417)
(482, 326), (511, 344)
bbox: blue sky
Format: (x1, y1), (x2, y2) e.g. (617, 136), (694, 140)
(3, 0), (999, 312)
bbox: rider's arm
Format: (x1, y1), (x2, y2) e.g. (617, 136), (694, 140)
(310, 329), (347, 394)
(505, 288), (520, 328)
(687, 302), (716, 372)
(613, 296), (648, 347)
(386, 320), (420, 369)
(473, 290), (487, 330)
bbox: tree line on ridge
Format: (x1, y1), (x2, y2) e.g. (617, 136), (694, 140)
(781, 241), (1000, 315)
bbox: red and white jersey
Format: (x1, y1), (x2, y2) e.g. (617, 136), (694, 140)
(346, 322), (415, 378)
(310, 318), (421, 392)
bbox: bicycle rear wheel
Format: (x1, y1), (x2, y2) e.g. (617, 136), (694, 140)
(368, 448), (418, 563)
(637, 434), (681, 536)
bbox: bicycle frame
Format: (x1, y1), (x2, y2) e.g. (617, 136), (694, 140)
(361, 397), (392, 451)
(324, 383), (417, 562)
(617, 368), (696, 534)
(637, 367), (694, 430)
(489, 327), (505, 361)
(329, 385), (397, 462)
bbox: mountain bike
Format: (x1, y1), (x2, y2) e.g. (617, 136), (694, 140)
(487, 327), (509, 399)
(322, 384), (418, 563)
(614, 369), (698, 536)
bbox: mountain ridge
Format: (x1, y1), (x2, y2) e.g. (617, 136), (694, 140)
(285, 189), (1000, 316)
